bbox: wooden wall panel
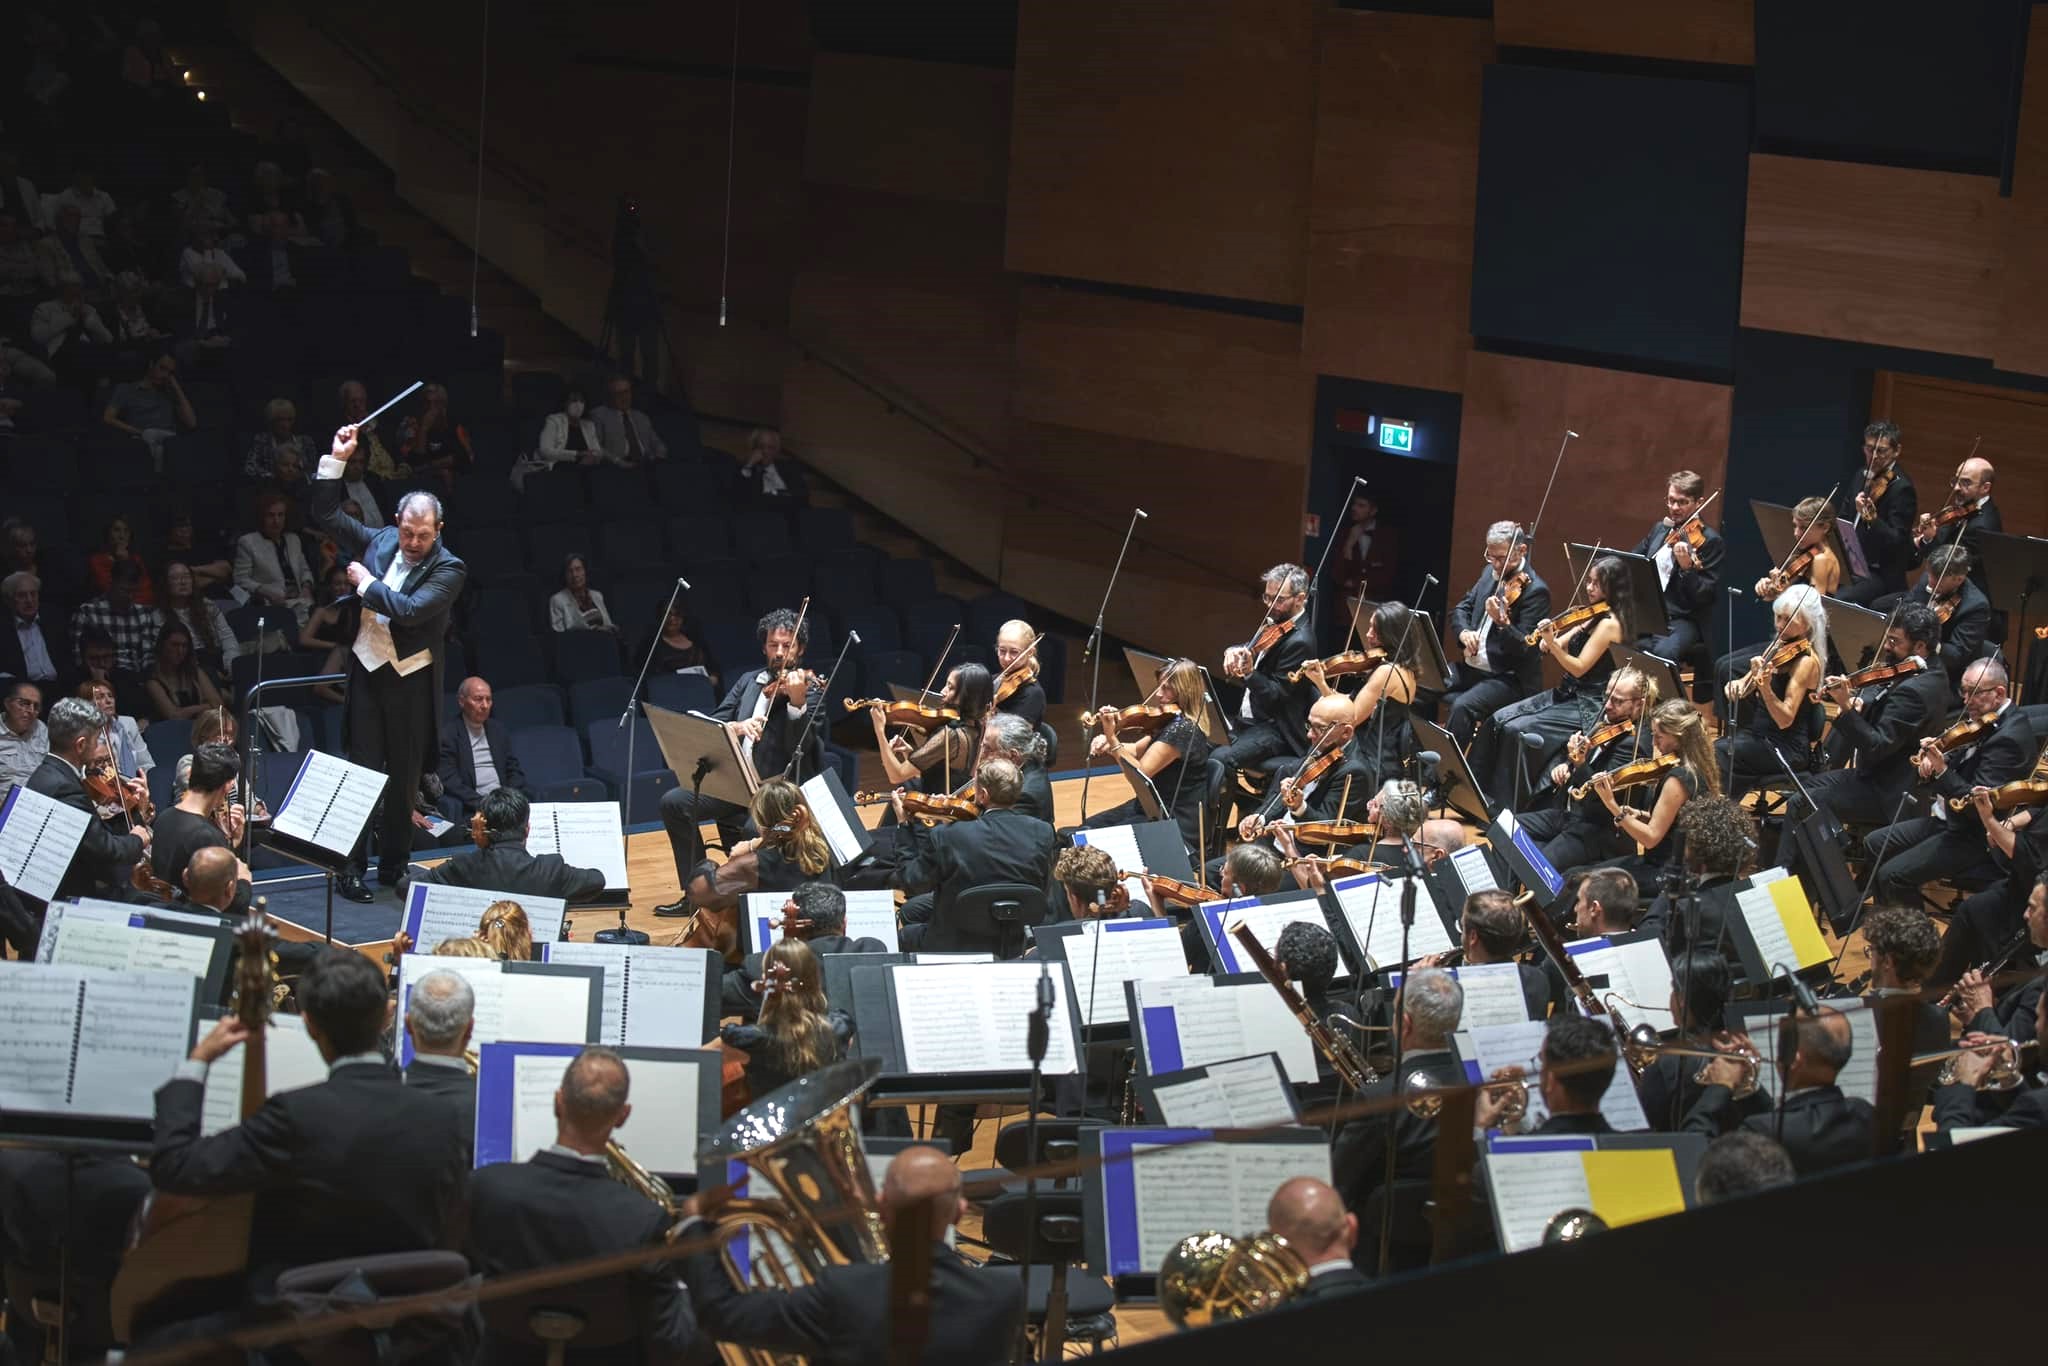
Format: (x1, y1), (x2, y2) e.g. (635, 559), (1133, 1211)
(1005, 0), (1316, 305)
(1303, 10), (1489, 392)
(803, 56), (1012, 206)
(1453, 352), (1733, 615)
(1012, 285), (1316, 466)
(1871, 371), (2048, 538)
(1993, 20), (2048, 378)
(1492, 0), (1755, 66)
(1740, 155), (2003, 360)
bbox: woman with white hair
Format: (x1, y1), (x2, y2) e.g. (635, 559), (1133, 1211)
(1716, 582), (1826, 797)
(243, 396), (305, 480)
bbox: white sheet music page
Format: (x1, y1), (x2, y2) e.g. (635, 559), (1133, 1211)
(799, 773), (866, 865)
(608, 1055), (702, 1173)
(547, 942), (711, 1048)
(526, 803), (628, 891)
(69, 968), (195, 1118)
(510, 1052), (565, 1164)
(1449, 844), (1499, 897)
(269, 750), (384, 855)
(1570, 937), (1677, 1033)
(1216, 898), (1335, 973)
(1145, 1073), (1236, 1127)
(1061, 920), (1188, 1027)
(1330, 873), (1454, 970)
(1129, 1140), (1236, 1272)
(1488, 1148), (1594, 1253)
(893, 963), (1078, 1075)
(200, 1015), (329, 1135)
(0, 964), (84, 1112)
(1205, 1054), (1298, 1128)
(0, 786), (92, 902)
(1454, 962), (1535, 1028)
(41, 911), (218, 981)
(1733, 883), (1797, 972)
(408, 883), (566, 951)
(1135, 977), (1318, 1084)
(1072, 825), (1151, 908)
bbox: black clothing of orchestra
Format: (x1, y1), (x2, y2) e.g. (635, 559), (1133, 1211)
(23, 754), (145, 911)
(682, 1234), (1024, 1366)
(657, 669), (827, 884)
(462, 1149), (697, 1366)
(1714, 652), (1819, 795)
(0, 1150), (150, 1361)
(403, 1057), (479, 1153)
(1441, 567), (1552, 748)
(1841, 465), (1918, 601)
(1904, 578), (1990, 683)
(894, 806), (1055, 955)
(149, 805), (230, 888)
(1868, 703), (2036, 906)
(148, 1058), (471, 1299)
(1511, 721), (1645, 877)
(313, 469), (467, 886)
(1684, 1083), (1876, 1175)
(720, 1011), (853, 1096)
(1212, 617), (1316, 790)
(1330, 1048), (1464, 1222)
(721, 933), (890, 1018)
(1934, 1076), (2048, 1132)
(1530, 1112), (1613, 1136)
(1905, 496), (2000, 594)
(1804, 666), (1951, 827)
(436, 716), (529, 816)
(1635, 1037), (1771, 1133)
(1962, 969), (2046, 1047)
(1629, 517), (1725, 659)
(1299, 1265), (1371, 1301)
(1651, 875), (1740, 965)
(1081, 712), (1211, 854)
(1475, 617), (1616, 807)
(995, 676), (1047, 731)
(1933, 819), (2046, 986)
(420, 835), (608, 905)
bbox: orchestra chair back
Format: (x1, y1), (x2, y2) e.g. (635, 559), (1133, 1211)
(477, 1275), (640, 1366)
(950, 882), (1050, 960)
(270, 1250), (476, 1366)
(980, 1188), (1117, 1356)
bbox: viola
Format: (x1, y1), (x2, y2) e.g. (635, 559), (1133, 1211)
(853, 789), (982, 823)
(1947, 777), (2048, 813)
(1289, 818), (1374, 847)
(1812, 656), (1925, 702)
(1285, 649), (1387, 684)
(1569, 753), (1678, 801)
(1244, 616), (1296, 656)
(1121, 869), (1221, 908)
(1929, 711), (2000, 756)
(1079, 703), (1183, 737)
(846, 698), (959, 730)
(1524, 600), (1610, 646)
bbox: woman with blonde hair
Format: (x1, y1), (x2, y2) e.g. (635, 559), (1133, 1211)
(478, 900), (533, 961)
(719, 939), (849, 1095)
(1079, 656), (1212, 851)
(682, 778), (834, 950)
(430, 937), (497, 959)
(1590, 698), (1721, 888)
(1717, 583), (1826, 798)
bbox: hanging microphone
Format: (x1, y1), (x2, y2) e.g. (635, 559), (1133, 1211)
(1416, 749), (1442, 767)
(1135, 508), (1150, 519)
(1566, 430), (1581, 438)
(676, 575), (692, 591)
(1727, 587), (1744, 598)
(719, 296), (728, 327)
(848, 630), (862, 645)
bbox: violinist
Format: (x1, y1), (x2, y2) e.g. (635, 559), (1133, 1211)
(1473, 555), (1631, 806)
(721, 881), (890, 1018)
(1715, 585), (1826, 799)
(678, 778), (833, 922)
(1077, 657), (1212, 851)
(1867, 658), (2035, 908)
(17, 695), (150, 914)
(149, 740), (248, 891)
(1235, 695), (1376, 846)
(895, 758), (1055, 955)
(653, 607), (827, 915)
(1628, 471), (1724, 661)
(1804, 605), (1951, 829)
(1753, 495), (1841, 603)
(868, 663), (993, 797)
(1442, 521), (1551, 748)
(1901, 544), (1989, 686)
(992, 619), (1047, 729)
(1302, 601), (1417, 787)
(1587, 698), (1721, 889)
(78, 676), (153, 793)
(1214, 563), (1316, 802)
(1516, 667), (1654, 874)
(1903, 454), (1999, 595)
(1840, 421), (1917, 604)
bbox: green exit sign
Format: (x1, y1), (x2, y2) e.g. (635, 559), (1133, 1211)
(1377, 419), (1414, 453)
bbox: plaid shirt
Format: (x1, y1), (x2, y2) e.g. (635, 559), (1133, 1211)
(70, 597), (165, 673)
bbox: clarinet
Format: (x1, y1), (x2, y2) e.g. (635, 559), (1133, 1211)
(1939, 926), (2035, 1012)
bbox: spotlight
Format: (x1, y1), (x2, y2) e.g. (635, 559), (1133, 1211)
(196, 90), (207, 101)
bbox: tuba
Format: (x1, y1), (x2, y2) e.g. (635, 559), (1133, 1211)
(1158, 1230), (1308, 1329)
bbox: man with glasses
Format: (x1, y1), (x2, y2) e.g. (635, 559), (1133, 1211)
(1627, 469), (1724, 663)
(593, 375), (667, 467)
(1904, 455), (1999, 598)
(1515, 667), (1654, 872)
(0, 679), (47, 799)
(1866, 658), (2035, 906)
(1441, 520), (1551, 748)
(1840, 420), (1917, 605)
(0, 569), (63, 686)
(1213, 563), (1316, 803)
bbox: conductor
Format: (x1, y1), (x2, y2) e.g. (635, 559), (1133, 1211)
(316, 424), (468, 902)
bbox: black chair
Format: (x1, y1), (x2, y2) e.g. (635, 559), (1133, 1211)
(270, 1250), (476, 1366)
(950, 881), (1049, 960)
(1357, 1179), (1436, 1276)
(7, 1262), (117, 1364)
(980, 1190), (1118, 1357)
(1036, 720), (1060, 772)
(477, 1274), (639, 1366)
(993, 1118), (1102, 1187)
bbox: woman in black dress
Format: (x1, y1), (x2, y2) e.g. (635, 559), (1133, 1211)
(1590, 699), (1721, 893)
(1080, 657), (1213, 852)
(869, 663), (994, 796)
(719, 939), (850, 1098)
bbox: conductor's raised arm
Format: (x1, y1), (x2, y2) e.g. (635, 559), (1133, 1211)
(314, 424), (376, 560)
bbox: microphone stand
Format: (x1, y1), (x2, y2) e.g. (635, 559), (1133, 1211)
(1076, 890), (1110, 1120)
(1829, 786), (1917, 968)
(1376, 822), (1427, 1275)
(599, 578), (687, 946)
(784, 630), (858, 782)
(1721, 586), (1741, 796)
(1015, 957), (1055, 1363)
(1305, 474), (1368, 649)
(238, 614), (266, 864)
(1373, 575), (1437, 810)
(1078, 508), (1147, 822)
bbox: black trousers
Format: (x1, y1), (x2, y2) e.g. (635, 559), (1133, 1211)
(657, 787), (749, 887)
(1212, 722), (1294, 819)
(344, 657), (435, 883)
(1642, 618), (1703, 667)
(1517, 806), (1627, 878)
(1802, 768), (1914, 830)
(1440, 673), (1523, 749)
(1865, 813), (2000, 906)
(1932, 873), (2033, 987)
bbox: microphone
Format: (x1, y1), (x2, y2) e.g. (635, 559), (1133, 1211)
(1726, 587), (1743, 598)
(1775, 962), (1821, 1015)
(1417, 749), (1442, 767)
(848, 630), (862, 645)
(1135, 508), (1149, 519)
(1566, 430), (1581, 438)
(676, 575), (692, 591)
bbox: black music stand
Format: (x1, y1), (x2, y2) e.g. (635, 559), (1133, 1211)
(1343, 600), (1454, 695)
(1820, 595), (1889, 673)
(1124, 647), (1235, 746)
(1564, 544), (1668, 640)
(1751, 499), (1851, 583)
(643, 702), (758, 812)
(1973, 531), (2048, 693)
(1609, 642), (1687, 712)
(1407, 714), (1494, 825)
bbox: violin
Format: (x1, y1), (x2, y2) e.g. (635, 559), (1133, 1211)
(85, 758), (174, 899)
(1859, 464), (1896, 520)
(1079, 703), (1183, 737)
(470, 810), (489, 850)
(1662, 488), (1722, 550)
(1727, 636), (1814, 701)
(1928, 711), (2000, 756)
(992, 634), (1041, 705)
(1579, 718), (1634, 753)
(1947, 778), (2048, 813)
(1760, 545), (1820, 595)
(764, 667), (821, 702)
(2036, 623), (2048, 641)
(846, 698), (959, 730)
(1244, 616), (1296, 656)
(1569, 753), (1678, 801)
(1285, 650), (1386, 684)
(1524, 600), (1610, 646)
(1810, 655), (1925, 702)
(1278, 744), (1346, 806)
(1283, 854), (1390, 881)
(1289, 818), (1375, 847)
(1121, 869), (1221, 908)
(1493, 570), (1532, 607)
(1922, 502), (1974, 533)
(853, 789), (982, 823)
(1932, 594), (1959, 625)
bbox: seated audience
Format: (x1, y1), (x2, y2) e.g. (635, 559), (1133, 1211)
(537, 386), (603, 467)
(158, 561), (239, 674)
(71, 561), (164, 675)
(78, 675), (153, 783)
(549, 552), (616, 633)
(177, 219), (247, 288)
(86, 514), (154, 604)
(397, 381), (472, 482)
(145, 620), (226, 721)
(101, 350), (196, 463)
(232, 491), (315, 626)
(32, 273), (112, 377)
(595, 375), (666, 464)
(338, 378), (409, 479)
(243, 396), (306, 480)
(1, 569), (65, 686)
(0, 678), (48, 801)
(735, 426), (806, 501)
(437, 675), (527, 822)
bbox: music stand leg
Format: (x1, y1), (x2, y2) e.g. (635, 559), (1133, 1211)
(325, 870), (334, 945)
(58, 1151), (73, 1365)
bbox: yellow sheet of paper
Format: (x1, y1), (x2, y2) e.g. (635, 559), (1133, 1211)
(1769, 876), (1830, 967)
(1580, 1150), (1686, 1229)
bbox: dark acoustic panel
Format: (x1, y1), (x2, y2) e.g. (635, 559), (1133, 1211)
(1470, 64), (1750, 375)
(1754, 0), (2026, 174)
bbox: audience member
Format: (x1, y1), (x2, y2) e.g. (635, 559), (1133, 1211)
(643, 601), (711, 682)
(170, 165), (235, 239)
(175, 259), (233, 360)
(39, 202), (109, 295)
(397, 381), (471, 482)
(341, 449), (384, 527)
(437, 676), (527, 822)
(1, 570), (65, 685)
(86, 515), (154, 604)
(31, 273), (112, 378)
(537, 385), (602, 467)
(78, 675), (154, 781)
(232, 491), (315, 626)
(595, 374), (666, 464)
(736, 426), (805, 501)
(304, 168), (357, 248)
(0, 212), (49, 307)
(158, 561), (239, 674)
(43, 167), (115, 238)
(549, 553), (615, 633)
(0, 149), (43, 227)
(243, 396), (306, 480)
(71, 561), (163, 674)
(298, 565), (358, 702)
(177, 219), (246, 288)
(145, 620), (226, 721)
(0, 679), (48, 800)
(338, 378), (408, 479)
(101, 350), (196, 463)
(75, 627), (152, 721)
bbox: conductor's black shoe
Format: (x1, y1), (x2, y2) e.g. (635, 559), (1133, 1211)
(652, 898), (692, 918)
(336, 874), (377, 904)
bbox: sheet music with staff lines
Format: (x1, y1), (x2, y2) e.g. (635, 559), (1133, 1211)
(892, 963), (1079, 1075)
(0, 786), (92, 902)
(1127, 1138), (1329, 1271)
(526, 803), (628, 891)
(0, 961), (196, 1121)
(270, 750), (384, 855)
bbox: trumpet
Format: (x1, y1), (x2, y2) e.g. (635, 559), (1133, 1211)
(1923, 1036), (2036, 1090)
(1406, 1067), (1537, 1123)
(1607, 993), (1763, 1099)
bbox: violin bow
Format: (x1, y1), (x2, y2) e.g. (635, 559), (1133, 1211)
(1765, 482), (1841, 591)
(1521, 428), (1578, 573)
(1674, 489), (1722, 542)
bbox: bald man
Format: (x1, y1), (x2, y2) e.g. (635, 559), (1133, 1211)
(1682, 1007), (1878, 1175)
(1267, 1177), (1366, 1300)
(1903, 454), (2000, 598)
(681, 1145), (1024, 1364)
(178, 845), (324, 981)
(992, 619), (1046, 729)
(1207, 692), (1375, 889)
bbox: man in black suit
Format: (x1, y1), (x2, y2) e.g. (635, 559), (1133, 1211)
(1944, 875), (2048, 1039)
(1867, 658), (2035, 906)
(1636, 951), (1771, 1133)
(894, 758), (1054, 955)
(1805, 605), (1952, 828)
(982, 711), (1055, 825)
(403, 966), (478, 1144)
(145, 949), (470, 1326)
(318, 423), (468, 902)
(1441, 521), (1551, 748)
(420, 786), (608, 902)
(1628, 470), (1725, 664)
(1422, 889), (1557, 1021)
(0, 569), (65, 686)
(655, 607), (826, 915)
(20, 696), (149, 918)
(437, 674), (529, 825)
(1267, 1177), (1367, 1301)
(681, 1145), (1022, 1365)
(992, 618), (1047, 730)
(1901, 546), (1989, 685)
(1516, 667), (1652, 873)
(0, 1148), (150, 1362)
(1686, 1007), (1877, 1174)
(1480, 1015), (1617, 1136)
(1840, 421), (1918, 605)
(461, 1047), (697, 1365)
(1933, 976), (2048, 1133)
(1903, 454), (2000, 597)
(722, 881), (889, 1017)
(1213, 563), (1316, 802)
(1332, 969), (1465, 1233)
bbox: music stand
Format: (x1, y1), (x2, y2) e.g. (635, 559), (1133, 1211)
(1833, 518), (1872, 581)
(1751, 500), (1851, 584)
(1821, 595), (1889, 673)
(1972, 529), (2048, 672)
(1609, 643), (1687, 712)
(1407, 714), (1494, 825)
(1783, 808), (1861, 937)
(1564, 544), (1668, 640)
(1112, 751), (1168, 824)
(643, 702), (759, 809)
(1124, 647), (1234, 746)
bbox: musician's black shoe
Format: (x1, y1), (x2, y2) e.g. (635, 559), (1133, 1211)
(335, 874), (377, 904)
(652, 897), (692, 918)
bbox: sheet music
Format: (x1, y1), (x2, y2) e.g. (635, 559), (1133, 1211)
(1329, 873), (1454, 971)
(1487, 1149), (1595, 1253)
(1126, 1139), (1330, 1272)
(1453, 962), (1534, 1028)
(545, 942), (711, 1047)
(269, 750), (384, 855)
(39, 907), (218, 980)
(1461, 1019), (1650, 1131)
(1149, 1055), (1297, 1128)
(407, 883), (566, 953)
(1733, 884), (1796, 974)
(1570, 937), (1677, 1033)
(745, 890), (899, 954)
(0, 787), (92, 902)
(1743, 1001), (1877, 1104)
(1449, 844), (1499, 897)
(1073, 825), (1151, 908)
(1213, 898), (1336, 975)
(69, 970), (196, 1118)
(893, 963), (1079, 1075)
(510, 1051), (565, 1164)
(69, 897), (220, 928)
(911, 953), (994, 963)
(400, 955), (597, 1058)
(1947, 1127), (2020, 1145)
(199, 1015), (328, 1135)
(800, 773), (866, 865)
(0, 967), (84, 1111)
(1060, 920), (1189, 1026)
(527, 803), (629, 891)
(605, 1056), (703, 1173)
(1133, 977), (1318, 1084)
